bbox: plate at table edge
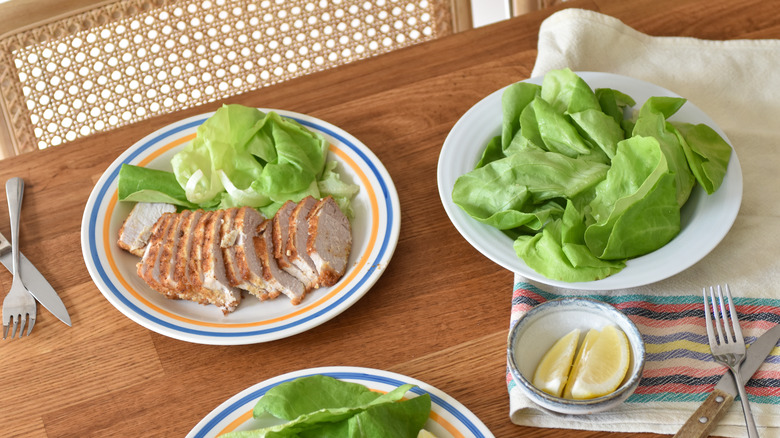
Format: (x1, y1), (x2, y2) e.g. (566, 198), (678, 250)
(80, 109), (400, 345)
(437, 71), (743, 290)
(186, 366), (494, 438)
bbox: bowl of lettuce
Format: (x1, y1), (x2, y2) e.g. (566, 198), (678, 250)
(437, 69), (742, 290)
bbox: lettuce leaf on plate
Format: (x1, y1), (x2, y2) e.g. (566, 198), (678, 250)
(221, 375), (430, 438)
(117, 164), (197, 209)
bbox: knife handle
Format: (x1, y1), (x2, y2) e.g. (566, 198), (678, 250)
(673, 388), (735, 438)
(5, 177), (23, 275)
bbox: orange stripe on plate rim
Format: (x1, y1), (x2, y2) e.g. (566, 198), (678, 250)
(102, 134), (379, 329)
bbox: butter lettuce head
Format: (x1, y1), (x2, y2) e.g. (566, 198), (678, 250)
(118, 104), (359, 216)
(172, 105), (329, 209)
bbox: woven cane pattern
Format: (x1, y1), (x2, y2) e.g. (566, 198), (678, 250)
(0, 0), (455, 155)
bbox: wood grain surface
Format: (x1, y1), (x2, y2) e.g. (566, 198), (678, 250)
(2, 0), (780, 436)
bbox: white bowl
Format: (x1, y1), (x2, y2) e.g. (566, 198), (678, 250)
(438, 72), (742, 291)
(507, 297), (645, 415)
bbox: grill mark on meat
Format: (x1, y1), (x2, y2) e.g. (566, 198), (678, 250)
(155, 211), (185, 296)
(187, 210), (214, 296)
(137, 213), (175, 294)
(170, 209), (204, 295)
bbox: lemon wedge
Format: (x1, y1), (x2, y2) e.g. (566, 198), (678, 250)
(562, 327), (599, 399)
(417, 430), (438, 438)
(532, 328), (581, 397)
(565, 325), (630, 399)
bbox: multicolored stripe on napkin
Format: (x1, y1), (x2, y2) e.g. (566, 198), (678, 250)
(507, 281), (780, 404)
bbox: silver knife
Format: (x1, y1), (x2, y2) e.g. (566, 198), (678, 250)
(674, 323), (780, 438)
(0, 231), (71, 326)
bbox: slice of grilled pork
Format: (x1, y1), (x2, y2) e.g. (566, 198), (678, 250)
(307, 196), (352, 288)
(254, 219), (306, 304)
(200, 209), (242, 313)
(223, 206), (274, 300)
(118, 202), (176, 256)
(286, 196), (319, 288)
(272, 200), (314, 290)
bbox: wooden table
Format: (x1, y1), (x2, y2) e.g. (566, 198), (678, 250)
(2, 0), (780, 436)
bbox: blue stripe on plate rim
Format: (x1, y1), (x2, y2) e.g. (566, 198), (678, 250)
(86, 113), (395, 339)
(191, 370), (490, 438)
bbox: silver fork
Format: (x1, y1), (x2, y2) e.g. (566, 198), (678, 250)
(2, 177), (36, 339)
(703, 284), (758, 437)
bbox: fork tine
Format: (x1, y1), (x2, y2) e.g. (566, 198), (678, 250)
(724, 284), (744, 343)
(703, 287), (717, 349)
(2, 323), (8, 339)
(716, 285), (734, 344)
(17, 315), (26, 339)
(26, 316), (35, 337)
(10, 315), (18, 339)
(709, 286), (726, 345)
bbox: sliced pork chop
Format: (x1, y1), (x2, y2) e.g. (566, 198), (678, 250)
(307, 196), (352, 288)
(137, 213), (175, 295)
(154, 211), (186, 296)
(254, 219), (306, 304)
(200, 209), (242, 314)
(185, 211), (213, 300)
(169, 209), (204, 296)
(286, 196), (319, 288)
(231, 206), (274, 300)
(272, 200), (313, 289)
(118, 202), (176, 256)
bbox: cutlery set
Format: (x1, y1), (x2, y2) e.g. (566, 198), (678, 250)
(673, 285), (779, 438)
(1, 177), (70, 339)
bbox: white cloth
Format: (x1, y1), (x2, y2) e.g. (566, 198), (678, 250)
(508, 8), (780, 437)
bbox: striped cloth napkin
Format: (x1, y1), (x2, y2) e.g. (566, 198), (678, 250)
(507, 8), (780, 437)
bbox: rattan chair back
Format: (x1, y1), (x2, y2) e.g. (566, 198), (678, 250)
(0, 0), (470, 157)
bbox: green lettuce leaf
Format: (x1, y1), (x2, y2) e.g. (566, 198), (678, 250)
(584, 136), (680, 259)
(632, 97), (696, 207)
(672, 122), (732, 194)
(452, 148), (608, 230)
(117, 164), (197, 208)
(595, 87), (636, 128)
(540, 67), (601, 114)
(172, 105), (329, 208)
(501, 82), (541, 150)
(452, 69), (732, 282)
(513, 200), (625, 282)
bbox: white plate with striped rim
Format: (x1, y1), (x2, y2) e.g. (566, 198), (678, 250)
(81, 109), (400, 345)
